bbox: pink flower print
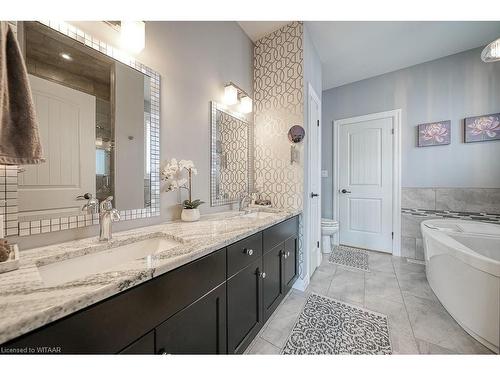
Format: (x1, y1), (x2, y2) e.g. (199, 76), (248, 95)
(468, 116), (500, 138)
(420, 123), (448, 143)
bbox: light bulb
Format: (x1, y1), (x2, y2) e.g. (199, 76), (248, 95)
(120, 21), (145, 54)
(240, 96), (253, 113)
(224, 84), (238, 105)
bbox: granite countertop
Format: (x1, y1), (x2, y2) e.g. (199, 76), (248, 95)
(0, 208), (301, 345)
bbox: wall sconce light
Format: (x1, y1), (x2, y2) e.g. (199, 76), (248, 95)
(223, 82), (252, 113)
(240, 96), (253, 114)
(224, 84), (238, 105)
(120, 21), (145, 54)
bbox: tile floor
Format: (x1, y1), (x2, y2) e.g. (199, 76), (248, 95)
(245, 250), (493, 355)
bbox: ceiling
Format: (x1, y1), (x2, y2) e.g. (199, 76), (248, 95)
(238, 21), (500, 90)
(238, 21), (290, 42)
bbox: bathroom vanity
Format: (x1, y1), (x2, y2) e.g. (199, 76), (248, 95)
(0, 211), (299, 354)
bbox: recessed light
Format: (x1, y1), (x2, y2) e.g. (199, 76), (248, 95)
(60, 53), (72, 61)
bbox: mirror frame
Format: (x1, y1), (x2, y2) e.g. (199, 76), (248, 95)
(210, 101), (253, 207)
(4, 21), (161, 237)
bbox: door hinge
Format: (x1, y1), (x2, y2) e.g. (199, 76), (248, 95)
(392, 232), (394, 239)
(317, 241), (320, 248)
(317, 120), (320, 127)
(391, 128), (394, 135)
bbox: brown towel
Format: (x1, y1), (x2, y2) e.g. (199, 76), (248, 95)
(0, 22), (44, 165)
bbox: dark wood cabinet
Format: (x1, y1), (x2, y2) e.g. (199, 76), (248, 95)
(262, 242), (284, 320)
(2, 215), (299, 355)
(120, 331), (155, 354)
(227, 232), (262, 277)
(227, 258), (263, 354)
(155, 283), (227, 354)
(283, 236), (299, 292)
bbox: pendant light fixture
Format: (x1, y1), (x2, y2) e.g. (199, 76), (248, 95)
(481, 37), (500, 63)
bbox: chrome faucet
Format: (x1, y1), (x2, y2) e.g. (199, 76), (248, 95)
(238, 193), (251, 212)
(99, 196), (120, 241)
(79, 193), (99, 214)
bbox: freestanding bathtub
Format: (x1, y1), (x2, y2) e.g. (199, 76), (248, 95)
(421, 219), (500, 353)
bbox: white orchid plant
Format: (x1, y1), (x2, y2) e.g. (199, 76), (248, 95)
(161, 158), (204, 209)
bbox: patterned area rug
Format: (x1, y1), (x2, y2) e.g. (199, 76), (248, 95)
(328, 245), (369, 271)
(282, 293), (392, 355)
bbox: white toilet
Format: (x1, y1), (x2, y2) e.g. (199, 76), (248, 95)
(321, 218), (339, 254)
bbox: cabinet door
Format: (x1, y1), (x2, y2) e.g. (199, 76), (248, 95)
(119, 331), (155, 354)
(283, 236), (299, 292)
(155, 283), (227, 354)
(262, 243), (284, 320)
(227, 258), (263, 354)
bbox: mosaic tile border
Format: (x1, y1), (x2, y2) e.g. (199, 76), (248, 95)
(401, 208), (500, 223)
(17, 208), (155, 237)
(4, 21), (161, 237)
(0, 166), (19, 237)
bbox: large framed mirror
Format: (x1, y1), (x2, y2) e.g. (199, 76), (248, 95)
(210, 101), (253, 206)
(4, 21), (160, 237)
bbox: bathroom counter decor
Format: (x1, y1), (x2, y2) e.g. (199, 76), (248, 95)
(0, 208), (300, 346)
(161, 158), (204, 221)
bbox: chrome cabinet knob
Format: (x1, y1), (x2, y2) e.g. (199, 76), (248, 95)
(287, 251), (290, 257)
(245, 248), (253, 256)
(261, 272), (266, 279)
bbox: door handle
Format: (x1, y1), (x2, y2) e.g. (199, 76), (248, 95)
(311, 192), (319, 198)
(341, 189), (351, 194)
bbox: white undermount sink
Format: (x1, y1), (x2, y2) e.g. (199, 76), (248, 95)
(241, 211), (276, 219)
(38, 237), (181, 286)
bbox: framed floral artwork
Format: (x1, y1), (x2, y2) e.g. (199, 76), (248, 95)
(464, 113), (500, 143)
(417, 120), (451, 147)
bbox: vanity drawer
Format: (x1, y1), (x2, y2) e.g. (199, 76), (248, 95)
(263, 216), (299, 252)
(227, 232), (263, 277)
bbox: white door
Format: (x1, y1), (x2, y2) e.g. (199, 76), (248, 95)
(338, 114), (394, 253)
(308, 85), (322, 274)
(18, 75), (96, 218)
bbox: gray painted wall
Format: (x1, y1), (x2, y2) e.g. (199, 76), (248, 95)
(17, 21), (254, 249)
(321, 47), (500, 219)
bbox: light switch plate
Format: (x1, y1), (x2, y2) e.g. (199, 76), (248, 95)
(321, 170), (328, 178)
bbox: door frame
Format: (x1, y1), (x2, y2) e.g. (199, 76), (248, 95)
(294, 83), (322, 291)
(332, 109), (402, 256)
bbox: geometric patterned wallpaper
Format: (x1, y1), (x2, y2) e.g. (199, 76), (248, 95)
(253, 22), (306, 282)
(254, 21), (304, 210)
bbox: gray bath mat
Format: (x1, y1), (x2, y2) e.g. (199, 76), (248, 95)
(328, 245), (369, 271)
(282, 293), (392, 355)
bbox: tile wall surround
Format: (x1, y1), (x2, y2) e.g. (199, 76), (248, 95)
(2, 21), (161, 238)
(253, 21), (306, 280)
(401, 187), (500, 260)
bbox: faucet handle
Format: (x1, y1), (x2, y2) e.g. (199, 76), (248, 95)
(110, 209), (121, 222)
(100, 196), (115, 211)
